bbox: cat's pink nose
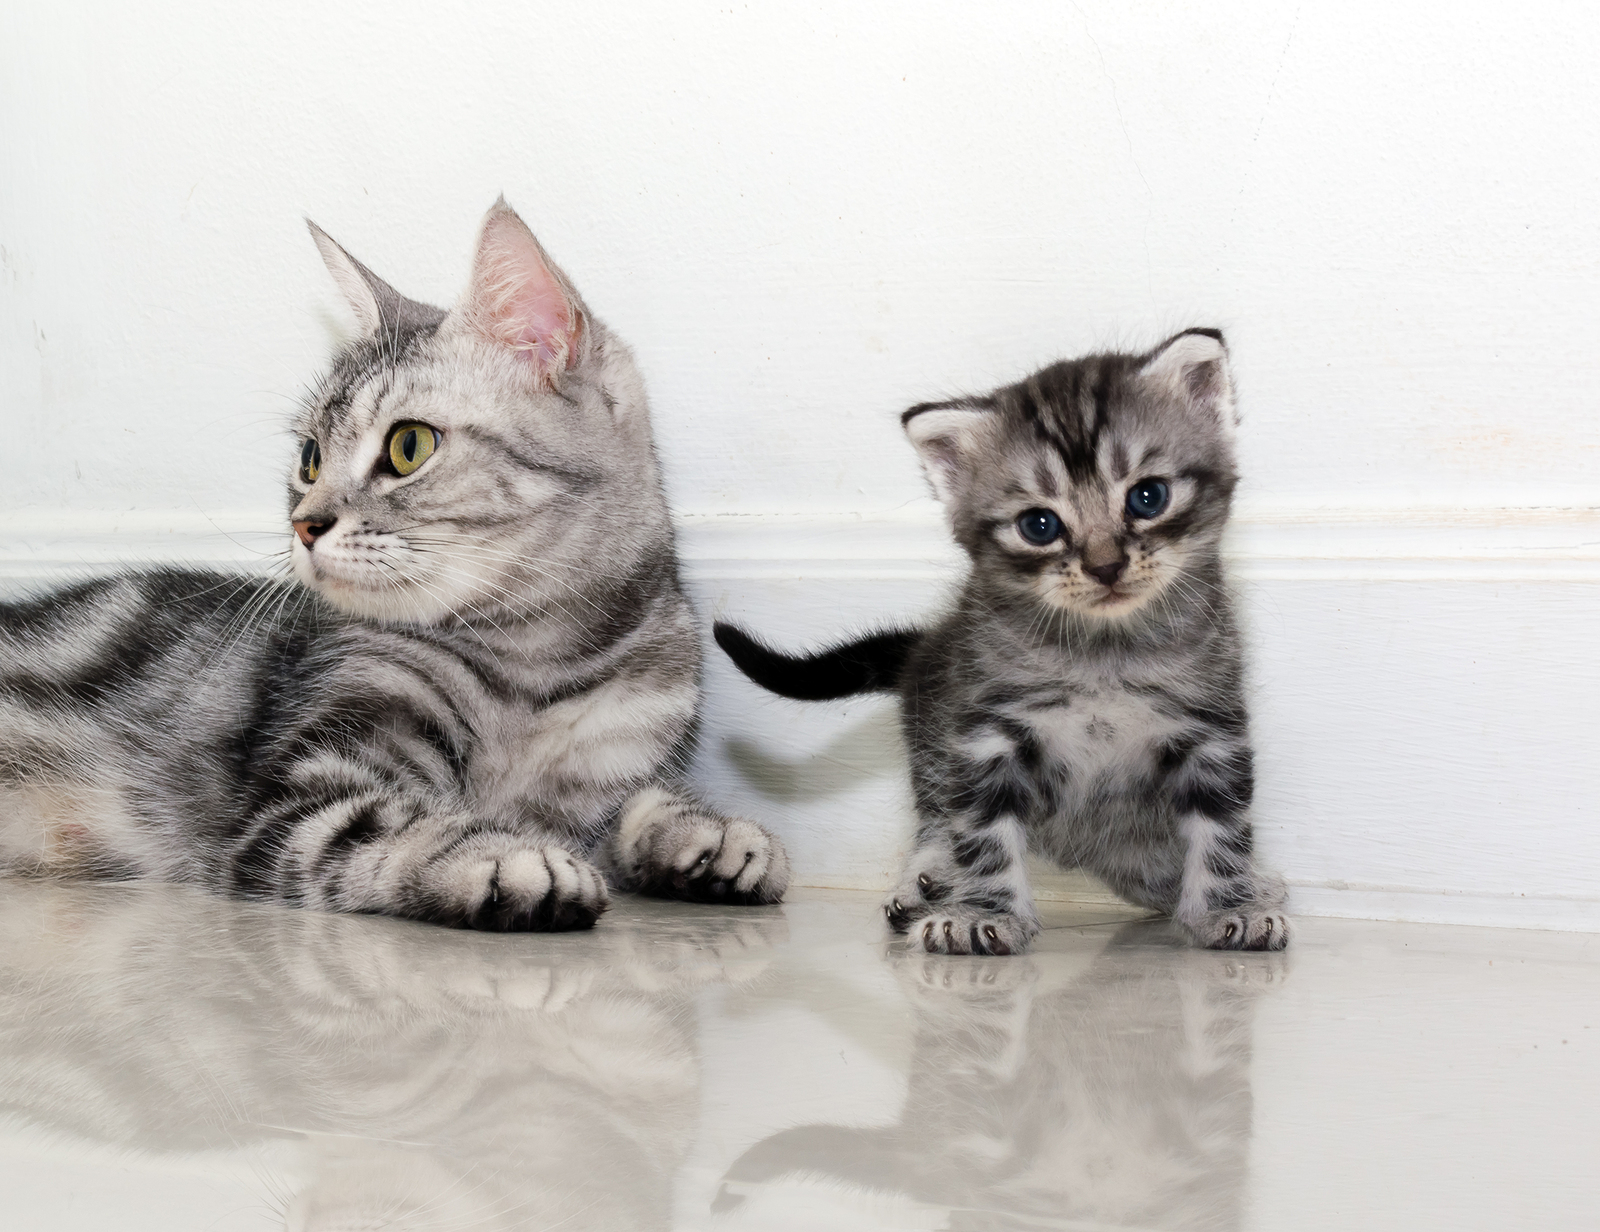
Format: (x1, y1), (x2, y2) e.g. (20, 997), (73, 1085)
(293, 518), (336, 548)
(1084, 558), (1127, 587)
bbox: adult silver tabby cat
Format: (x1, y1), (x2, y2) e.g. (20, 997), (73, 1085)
(0, 199), (789, 929)
(717, 331), (1286, 954)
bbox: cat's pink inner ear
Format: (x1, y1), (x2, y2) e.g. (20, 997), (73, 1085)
(903, 403), (993, 505)
(463, 206), (581, 380)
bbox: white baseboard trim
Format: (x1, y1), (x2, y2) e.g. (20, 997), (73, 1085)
(982, 865), (1600, 933)
(793, 871), (1600, 932)
(1287, 883), (1600, 932)
(4, 502), (1599, 582)
(679, 503), (1600, 582)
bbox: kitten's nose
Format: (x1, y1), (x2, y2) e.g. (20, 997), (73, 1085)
(293, 518), (336, 548)
(1084, 558), (1128, 587)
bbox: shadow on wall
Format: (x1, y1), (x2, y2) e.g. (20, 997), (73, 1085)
(722, 707), (906, 801)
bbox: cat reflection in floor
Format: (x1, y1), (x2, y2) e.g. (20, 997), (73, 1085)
(716, 921), (1285, 1232)
(0, 882), (785, 1231)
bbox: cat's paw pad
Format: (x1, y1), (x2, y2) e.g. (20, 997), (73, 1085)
(639, 813), (791, 905)
(913, 910), (1036, 957)
(428, 839), (610, 932)
(1192, 908), (1290, 951)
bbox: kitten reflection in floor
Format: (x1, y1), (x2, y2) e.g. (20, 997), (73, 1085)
(717, 921), (1284, 1231)
(0, 882), (784, 1231)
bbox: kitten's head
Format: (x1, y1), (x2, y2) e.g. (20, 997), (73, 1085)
(290, 199), (665, 624)
(903, 331), (1239, 621)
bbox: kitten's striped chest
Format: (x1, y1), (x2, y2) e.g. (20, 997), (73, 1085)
(1030, 681), (1184, 777)
(1007, 666), (1185, 794)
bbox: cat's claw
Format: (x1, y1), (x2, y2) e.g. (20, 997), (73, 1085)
(883, 870), (954, 933)
(884, 894), (928, 933)
(614, 791), (790, 906)
(424, 839), (610, 932)
(655, 817), (786, 903)
(913, 910), (1036, 957)
(1188, 908), (1290, 952)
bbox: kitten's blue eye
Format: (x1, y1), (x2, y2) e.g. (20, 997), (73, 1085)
(1017, 508), (1062, 545)
(1126, 480), (1170, 519)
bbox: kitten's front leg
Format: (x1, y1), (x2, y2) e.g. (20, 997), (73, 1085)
(886, 815), (1041, 957)
(602, 785), (790, 905)
(885, 735), (1044, 956)
(1166, 741), (1289, 951)
(233, 777), (609, 931)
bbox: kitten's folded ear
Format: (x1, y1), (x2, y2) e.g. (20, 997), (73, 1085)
(450, 197), (586, 387)
(901, 398), (997, 504)
(1140, 328), (1238, 431)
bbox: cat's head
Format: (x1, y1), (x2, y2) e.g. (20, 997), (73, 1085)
(290, 199), (665, 624)
(903, 331), (1239, 621)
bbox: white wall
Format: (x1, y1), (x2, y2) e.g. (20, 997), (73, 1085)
(3, 2), (1598, 927)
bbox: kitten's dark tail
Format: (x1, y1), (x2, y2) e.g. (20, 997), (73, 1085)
(713, 622), (918, 700)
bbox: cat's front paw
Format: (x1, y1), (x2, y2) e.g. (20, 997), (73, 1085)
(423, 836), (610, 932)
(883, 870), (949, 933)
(615, 789), (790, 905)
(1187, 907), (1290, 951)
(912, 910), (1037, 957)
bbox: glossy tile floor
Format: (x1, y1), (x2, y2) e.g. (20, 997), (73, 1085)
(0, 883), (1595, 1230)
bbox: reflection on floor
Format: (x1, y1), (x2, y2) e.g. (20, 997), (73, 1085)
(0, 884), (1594, 1231)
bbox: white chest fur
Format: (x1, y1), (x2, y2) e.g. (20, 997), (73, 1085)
(466, 674), (699, 820)
(1025, 682), (1183, 787)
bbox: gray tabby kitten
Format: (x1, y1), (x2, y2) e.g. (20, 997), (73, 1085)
(716, 330), (1286, 954)
(0, 199), (789, 929)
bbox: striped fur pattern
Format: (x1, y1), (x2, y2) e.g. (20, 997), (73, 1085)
(717, 331), (1286, 954)
(0, 200), (789, 929)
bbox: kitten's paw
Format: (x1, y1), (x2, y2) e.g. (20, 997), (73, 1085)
(883, 871), (947, 932)
(883, 893), (928, 933)
(617, 790), (790, 905)
(424, 837), (610, 932)
(1188, 907), (1290, 951)
(913, 910), (1037, 957)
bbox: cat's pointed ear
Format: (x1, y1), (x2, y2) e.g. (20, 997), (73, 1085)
(306, 219), (409, 338)
(1140, 328), (1237, 431)
(902, 398), (997, 504)
(453, 197), (584, 385)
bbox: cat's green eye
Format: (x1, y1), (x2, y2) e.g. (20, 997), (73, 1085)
(299, 438), (321, 484)
(387, 423), (440, 477)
